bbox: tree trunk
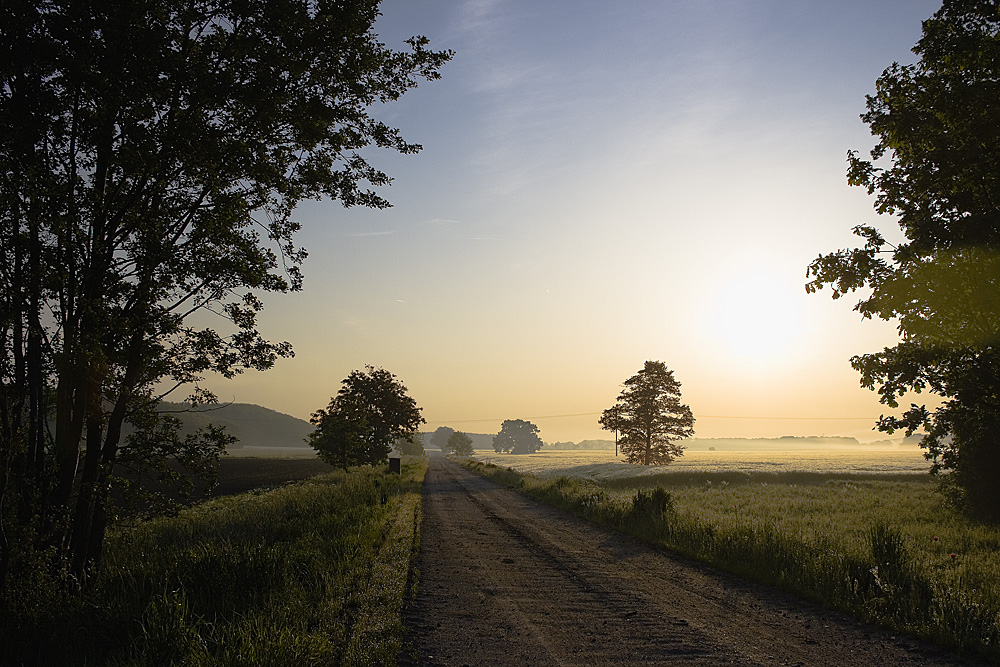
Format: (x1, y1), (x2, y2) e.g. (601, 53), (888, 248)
(26, 217), (44, 493)
(84, 391), (130, 572)
(70, 326), (144, 576)
(52, 349), (86, 512)
(86, 470), (113, 572)
(69, 412), (104, 577)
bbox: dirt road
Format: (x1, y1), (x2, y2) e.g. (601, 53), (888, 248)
(401, 456), (980, 666)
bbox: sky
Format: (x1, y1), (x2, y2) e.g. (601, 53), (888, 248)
(199, 0), (945, 444)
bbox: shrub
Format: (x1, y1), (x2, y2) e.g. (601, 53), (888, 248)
(629, 488), (674, 521)
(868, 523), (909, 582)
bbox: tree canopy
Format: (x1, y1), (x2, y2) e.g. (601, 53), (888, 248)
(309, 366), (424, 470)
(806, 0), (1000, 519)
(0, 0), (450, 593)
(429, 426), (456, 451)
(492, 419), (543, 455)
(446, 431), (474, 456)
(396, 432), (425, 457)
(600, 403), (626, 457)
(601, 361), (694, 465)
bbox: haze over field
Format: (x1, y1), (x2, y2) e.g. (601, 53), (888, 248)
(194, 1), (944, 443)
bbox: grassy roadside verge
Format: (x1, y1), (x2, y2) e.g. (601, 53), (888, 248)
(2, 458), (427, 666)
(459, 458), (1000, 664)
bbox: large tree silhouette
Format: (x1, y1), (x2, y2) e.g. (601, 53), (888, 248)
(0, 0), (450, 592)
(309, 366), (425, 470)
(807, 0), (1000, 519)
(493, 419), (543, 454)
(602, 361), (694, 465)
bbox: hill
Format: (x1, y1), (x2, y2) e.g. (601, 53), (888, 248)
(152, 402), (314, 449)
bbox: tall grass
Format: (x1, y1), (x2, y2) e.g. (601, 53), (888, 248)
(1, 460), (426, 666)
(462, 459), (1000, 663)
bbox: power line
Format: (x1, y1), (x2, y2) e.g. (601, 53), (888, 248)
(697, 415), (877, 421)
(424, 412), (878, 425)
(423, 414), (596, 425)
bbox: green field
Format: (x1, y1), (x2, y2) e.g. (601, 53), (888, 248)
(462, 448), (1000, 663)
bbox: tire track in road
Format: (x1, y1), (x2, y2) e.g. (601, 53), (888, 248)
(400, 457), (980, 666)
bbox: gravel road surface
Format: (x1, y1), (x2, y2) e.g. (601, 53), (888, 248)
(401, 456), (981, 666)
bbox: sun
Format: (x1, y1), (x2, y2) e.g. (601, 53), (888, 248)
(701, 268), (805, 367)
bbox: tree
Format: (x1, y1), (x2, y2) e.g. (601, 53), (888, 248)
(492, 419), (543, 454)
(307, 411), (370, 472)
(396, 432), (425, 457)
(601, 361), (694, 465)
(309, 366), (425, 470)
(446, 431), (474, 456)
(0, 0), (451, 592)
(599, 403), (625, 457)
(429, 426), (456, 451)
(806, 0), (1000, 519)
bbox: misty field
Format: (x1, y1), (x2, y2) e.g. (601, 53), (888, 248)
(475, 447), (930, 479)
(462, 449), (1000, 662)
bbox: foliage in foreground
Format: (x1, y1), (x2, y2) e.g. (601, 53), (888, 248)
(806, 0), (1000, 519)
(462, 459), (1000, 663)
(0, 461), (426, 666)
(0, 0), (451, 589)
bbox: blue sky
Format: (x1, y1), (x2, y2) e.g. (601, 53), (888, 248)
(202, 0), (944, 443)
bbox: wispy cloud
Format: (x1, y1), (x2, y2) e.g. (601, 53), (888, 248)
(345, 230), (396, 237)
(424, 218), (465, 226)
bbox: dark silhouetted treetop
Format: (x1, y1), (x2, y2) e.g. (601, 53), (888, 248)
(602, 361), (694, 465)
(0, 0), (451, 590)
(806, 0), (1000, 519)
(492, 419), (543, 455)
(309, 366), (425, 470)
